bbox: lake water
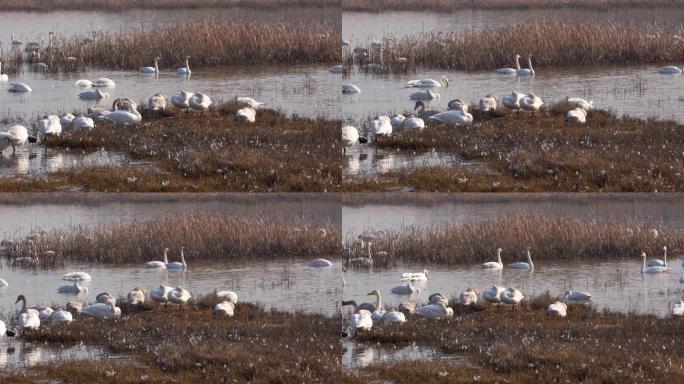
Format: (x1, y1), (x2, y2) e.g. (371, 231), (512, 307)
(0, 342), (121, 369)
(341, 340), (468, 371)
(343, 147), (483, 177)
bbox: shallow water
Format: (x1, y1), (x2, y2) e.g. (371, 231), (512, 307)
(344, 258), (684, 317)
(1, 7), (338, 47)
(343, 196), (684, 234)
(1, 64), (338, 123)
(342, 340), (467, 370)
(0, 342), (120, 369)
(343, 9), (684, 41)
(343, 147), (482, 177)
(1, 259), (341, 317)
(342, 64), (683, 125)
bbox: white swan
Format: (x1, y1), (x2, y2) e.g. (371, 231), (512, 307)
(214, 301), (235, 316)
(60, 113), (75, 128)
(459, 288), (478, 306)
(501, 287), (524, 309)
(16, 295), (40, 332)
(509, 248), (534, 270)
(38, 307), (54, 321)
(672, 300), (684, 316)
(564, 290), (591, 301)
(140, 56), (160, 74)
(72, 115), (95, 130)
(428, 293), (449, 306)
(38, 115), (61, 138)
(517, 55), (535, 77)
(236, 97), (264, 109)
(501, 91), (524, 112)
(567, 97), (594, 110)
(414, 302), (453, 319)
(479, 94), (498, 111)
(342, 125), (367, 153)
(401, 269), (428, 281)
(78, 88), (109, 100)
(0, 125), (35, 153)
(371, 116), (392, 136)
(189, 92), (212, 114)
(309, 258), (333, 267)
(92, 78), (115, 88)
(8, 82), (32, 92)
(566, 108), (587, 124)
(546, 301), (567, 317)
(641, 252), (667, 274)
(351, 309), (373, 331)
(390, 114), (405, 127)
(62, 271), (92, 281)
(167, 286), (191, 309)
(0, 60), (8, 81)
(105, 107), (142, 125)
(216, 290), (238, 304)
(480, 248), (503, 269)
(150, 285), (173, 306)
(390, 282), (421, 295)
(96, 292), (117, 306)
(81, 302), (121, 319)
(659, 66), (682, 74)
(166, 248), (187, 270)
(520, 93), (543, 115)
(409, 88), (439, 101)
(236, 107), (256, 122)
(382, 309), (406, 323)
(171, 90), (193, 111)
(428, 104), (473, 126)
(127, 287), (146, 305)
(400, 117), (425, 130)
(176, 55), (191, 76)
(366, 290), (386, 320)
(406, 76), (448, 88)
(342, 84), (361, 94)
(87, 106), (111, 119)
(49, 309), (73, 323)
(57, 282), (88, 294)
(497, 54), (521, 75)
(75, 79), (93, 88)
(0, 279), (7, 287)
(112, 98), (137, 111)
(647, 246), (668, 267)
(148, 93), (168, 112)
(483, 285), (506, 306)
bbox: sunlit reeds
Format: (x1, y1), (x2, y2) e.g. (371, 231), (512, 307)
(343, 0), (684, 11)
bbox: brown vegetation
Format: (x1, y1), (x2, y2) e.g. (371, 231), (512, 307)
(344, 215), (682, 266)
(0, 0), (339, 12)
(347, 294), (684, 383)
(2, 214), (340, 267)
(343, 0), (684, 12)
(344, 104), (684, 192)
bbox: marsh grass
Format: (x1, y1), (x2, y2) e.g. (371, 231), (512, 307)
(343, 0), (684, 11)
(10, 300), (345, 383)
(2, 214), (340, 267)
(345, 104), (684, 192)
(350, 294), (684, 383)
(2, 21), (338, 73)
(344, 22), (684, 71)
(344, 215), (682, 267)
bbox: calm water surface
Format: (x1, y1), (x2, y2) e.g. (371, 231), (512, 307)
(342, 340), (467, 371)
(0, 342), (121, 369)
(343, 147), (482, 177)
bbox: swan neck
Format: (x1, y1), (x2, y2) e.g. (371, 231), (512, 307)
(497, 249), (502, 264)
(528, 57), (534, 73)
(515, 55), (521, 70)
(163, 250), (168, 264)
(375, 292), (382, 310)
(20, 297), (27, 313)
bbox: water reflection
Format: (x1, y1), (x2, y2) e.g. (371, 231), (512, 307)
(342, 340), (466, 370)
(0, 342), (119, 369)
(344, 147), (483, 176)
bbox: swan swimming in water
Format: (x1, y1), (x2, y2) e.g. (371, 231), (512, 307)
(8, 82), (32, 92)
(641, 252), (668, 274)
(564, 290), (591, 301)
(62, 271), (92, 281)
(659, 66), (682, 74)
(78, 88), (109, 100)
(517, 55), (535, 77)
(406, 76), (448, 88)
(176, 55), (191, 76)
(342, 84), (361, 94)
(480, 248), (503, 270)
(92, 78), (115, 88)
(57, 283), (88, 294)
(75, 79), (93, 88)
(509, 248), (534, 270)
(390, 282), (421, 295)
(166, 247), (187, 270)
(497, 54), (521, 75)
(0, 125), (36, 153)
(647, 246), (668, 267)
(409, 88), (439, 101)
(140, 56), (161, 74)
(309, 258), (333, 267)
(400, 269), (428, 281)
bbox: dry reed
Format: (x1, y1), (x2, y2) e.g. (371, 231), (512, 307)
(343, 0), (684, 11)
(2, 214), (340, 267)
(344, 215), (682, 266)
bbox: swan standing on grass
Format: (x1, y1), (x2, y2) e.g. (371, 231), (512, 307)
(127, 287), (146, 305)
(49, 308), (73, 323)
(140, 56), (161, 74)
(566, 108), (587, 123)
(483, 286), (506, 307)
(406, 76), (448, 88)
(236, 107), (256, 122)
(502, 91), (524, 112)
(342, 126), (368, 154)
(409, 88), (439, 101)
(151, 285), (173, 306)
(428, 103), (473, 126)
(520, 93), (543, 115)
(0, 60), (8, 81)
(390, 282), (421, 295)
(214, 301), (235, 316)
(672, 300), (684, 316)
(659, 65), (682, 74)
(57, 282), (88, 294)
(149, 92), (168, 112)
(546, 301), (567, 317)
(401, 269), (428, 281)
(167, 286), (191, 310)
(216, 290), (238, 303)
(189, 92), (212, 114)
(517, 55), (535, 77)
(166, 248), (187, 270)
(176, 56), (191, 76)
(501, 287), (524, 309)
(81, 302), (121, 319)
(567, 97), (594, 110)
(78, 88), (109, 100)
(8, 83), (31, 92)
(105, 107), (142, 124)
(509, 248), (534, 270)
(351, 309), (373, 331)
(565, 290), (591, 301)
(480, 248), (503, 269)
(342, 84), (361, 94)
(497, 54), (521, 75)
(414, 302), (453, 319)
(16, 295), (40, 333)
(459, 288), (478, 307)
(0, 125), (36, 154)
(479, 94), (498, 111)
(371, 116), (392, 136)
(309, 258), (333, 267)
(63, 271), (92, 281)
(641, 252), (668, 274)
(647, 246), (668, 267)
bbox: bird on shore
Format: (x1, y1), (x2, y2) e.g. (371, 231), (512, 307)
(151, 285), (173, 306)
(128, 287), (146, 305)
(459, 288), (478, 307)
(214, 301), (235, 316)
(189, 92), (212, 115)
(16, 295), (40, 333)
(0, 125), (36, 153)
(236, 107), (256, 123)
(546, 301), (567, 317)
(167, 286), (191, 310)
(483, 286), (506, 307)
(171, 90), (193, 111)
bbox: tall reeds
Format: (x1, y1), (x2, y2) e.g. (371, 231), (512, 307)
(343, 0), (684, 11)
